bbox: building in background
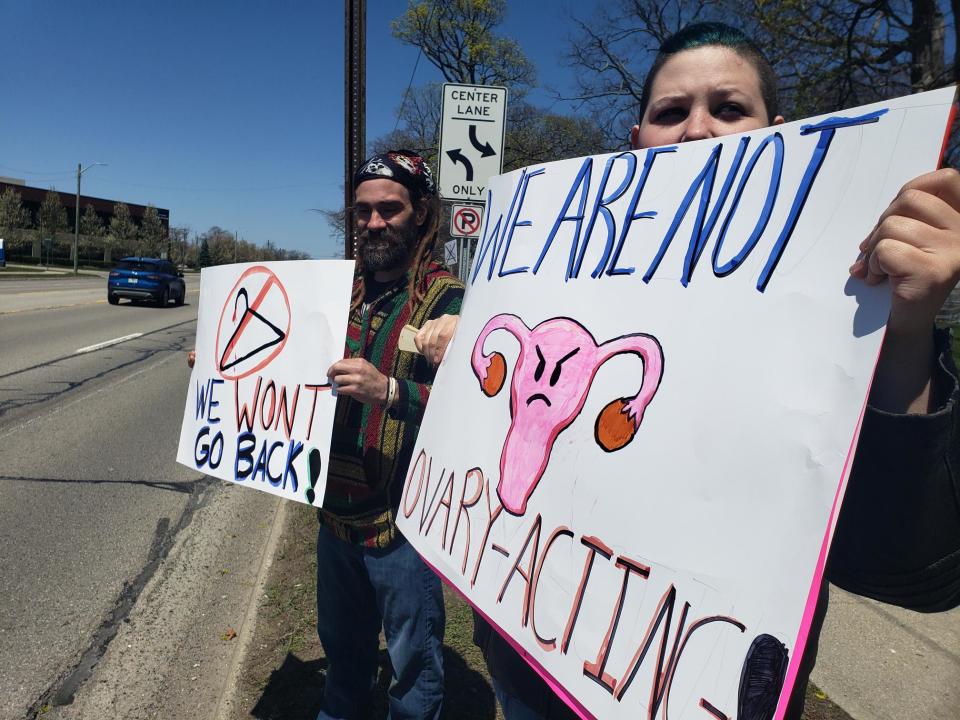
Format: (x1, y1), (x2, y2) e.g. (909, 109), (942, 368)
(0, 177), (169, 264)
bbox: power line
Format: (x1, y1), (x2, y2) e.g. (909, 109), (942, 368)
(392, 2), (437, 135)
(394, 48), (424, 134)
(95, 178), (330, 193)
(0, 164), (74, 178)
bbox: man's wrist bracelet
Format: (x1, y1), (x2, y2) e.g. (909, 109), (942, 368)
(384, 376), (398, 408)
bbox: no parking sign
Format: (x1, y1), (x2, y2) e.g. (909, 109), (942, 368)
(450, 204), (483, 238)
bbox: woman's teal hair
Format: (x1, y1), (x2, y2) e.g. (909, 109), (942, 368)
(638, 22), (780, 124)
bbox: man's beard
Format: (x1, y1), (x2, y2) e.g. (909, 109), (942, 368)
(359, 217), (421, 271)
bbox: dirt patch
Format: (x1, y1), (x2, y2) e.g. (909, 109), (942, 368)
(227, 505), (499, 720)
(229, 504), (850, 720)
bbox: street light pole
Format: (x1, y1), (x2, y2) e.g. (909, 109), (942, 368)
(74, 162), (106, 275)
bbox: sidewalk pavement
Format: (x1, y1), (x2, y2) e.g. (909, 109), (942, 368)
(811, 584), (960, 719)
(0, 262), (107, 278)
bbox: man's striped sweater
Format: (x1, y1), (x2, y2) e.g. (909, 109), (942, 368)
(319, 262), (464, 548)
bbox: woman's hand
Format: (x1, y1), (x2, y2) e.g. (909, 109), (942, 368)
(851, 168), (960, 333)
(415, 314), (460, 367)
(187, 350), (196, 368)
(851, 168), (960, 413)
(327, 358), (389, 406)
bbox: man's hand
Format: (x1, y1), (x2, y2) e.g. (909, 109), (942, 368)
(187, 350), (196, 368)
(327, 358), (390, 406)
(415, 314), (460, 367)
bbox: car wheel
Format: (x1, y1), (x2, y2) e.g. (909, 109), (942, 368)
(108, 292), (119, 305)
(174, 285), (185, 306)
(156, 287), (169, 308)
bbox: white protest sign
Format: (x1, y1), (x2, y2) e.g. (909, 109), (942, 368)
(398, 87), (956, 720)
(177, 260), (354, 506)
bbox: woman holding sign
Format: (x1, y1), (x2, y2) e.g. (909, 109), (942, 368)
(419, 21), (960, 720)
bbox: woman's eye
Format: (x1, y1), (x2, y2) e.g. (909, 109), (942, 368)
(716, 103), (745, 119)
(655, 107), (686, 123)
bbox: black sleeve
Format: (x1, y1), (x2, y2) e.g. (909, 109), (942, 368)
(828, 327), (960, 612)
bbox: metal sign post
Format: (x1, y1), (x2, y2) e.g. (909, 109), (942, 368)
(448, 203), (483, 282)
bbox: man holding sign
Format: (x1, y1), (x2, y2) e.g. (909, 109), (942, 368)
(317, 151), (463, 720)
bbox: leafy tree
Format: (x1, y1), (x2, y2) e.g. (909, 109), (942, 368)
(200, 226), (237, 265)
(108, 202), (137, 262)
(392, 0), (536, 90)
(0, 188), (28, 253)
(139, 204), (166, 257)
(503, 101), (609, 169)
(39, 189), (68, 263)
(372, 2), (609, 270)
(80, 204), (103, 237)
(198, 236), (212, 268)
(79, 204), (104, 256)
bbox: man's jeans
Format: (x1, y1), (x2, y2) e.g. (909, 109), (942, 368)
(315, 524), (445, 720)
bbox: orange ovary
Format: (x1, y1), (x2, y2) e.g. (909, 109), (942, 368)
(596, 398), (637, 452)
(481, 353), (507, 396)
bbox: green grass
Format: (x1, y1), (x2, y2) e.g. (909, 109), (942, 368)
(0, 264), (45, 273)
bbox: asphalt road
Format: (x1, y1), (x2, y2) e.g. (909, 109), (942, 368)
(0, 272), (283, 719)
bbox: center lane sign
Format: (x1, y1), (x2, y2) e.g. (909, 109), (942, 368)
(438, 83), (507, 202)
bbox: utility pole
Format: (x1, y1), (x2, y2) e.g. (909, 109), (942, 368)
(74, 162), (106, 275)
(74, 164), (81, 274)
(344, 0), (366, 260)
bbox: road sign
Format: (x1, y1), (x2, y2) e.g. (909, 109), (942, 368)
(450, 204), (484, 238)
(438, 83), (507, 202)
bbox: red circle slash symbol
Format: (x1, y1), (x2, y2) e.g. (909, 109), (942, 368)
(454, 207), (482, 236)
(214, 266), (291, 380)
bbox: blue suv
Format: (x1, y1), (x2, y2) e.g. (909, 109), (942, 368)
(108, 257), (186, 307)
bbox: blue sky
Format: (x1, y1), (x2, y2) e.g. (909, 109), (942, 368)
(0, 1), (594, 259)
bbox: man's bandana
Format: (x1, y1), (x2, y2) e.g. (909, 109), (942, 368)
(353, 150), (436, 197)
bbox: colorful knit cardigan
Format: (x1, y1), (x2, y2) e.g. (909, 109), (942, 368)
(319, 263), (464, 548)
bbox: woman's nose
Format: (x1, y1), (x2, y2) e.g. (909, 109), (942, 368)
(682, 107), (713, 142)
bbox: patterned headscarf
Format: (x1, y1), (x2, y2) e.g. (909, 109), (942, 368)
(353, 150), (436, 198)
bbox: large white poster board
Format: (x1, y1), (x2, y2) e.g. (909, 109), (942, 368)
(398, 88), (956, 720)
(177, 260), (354, 506)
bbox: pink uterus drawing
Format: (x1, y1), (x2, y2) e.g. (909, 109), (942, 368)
(472, 314), (664, 515)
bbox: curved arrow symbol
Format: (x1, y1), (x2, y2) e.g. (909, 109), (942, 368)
(446, 149), (475, 181)
(469, 125), (496, 157)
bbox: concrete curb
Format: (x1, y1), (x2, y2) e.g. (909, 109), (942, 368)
(213, 496), (292, 720)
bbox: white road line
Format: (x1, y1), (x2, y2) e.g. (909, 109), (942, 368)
(75, 333), (143, 354)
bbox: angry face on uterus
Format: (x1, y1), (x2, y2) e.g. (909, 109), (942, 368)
(472, 313), (664, 516)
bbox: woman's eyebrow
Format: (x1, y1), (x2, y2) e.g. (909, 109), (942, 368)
(649, 94), (688, 107)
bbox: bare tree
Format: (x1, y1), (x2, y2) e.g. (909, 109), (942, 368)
(563, 0), (954, 146)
